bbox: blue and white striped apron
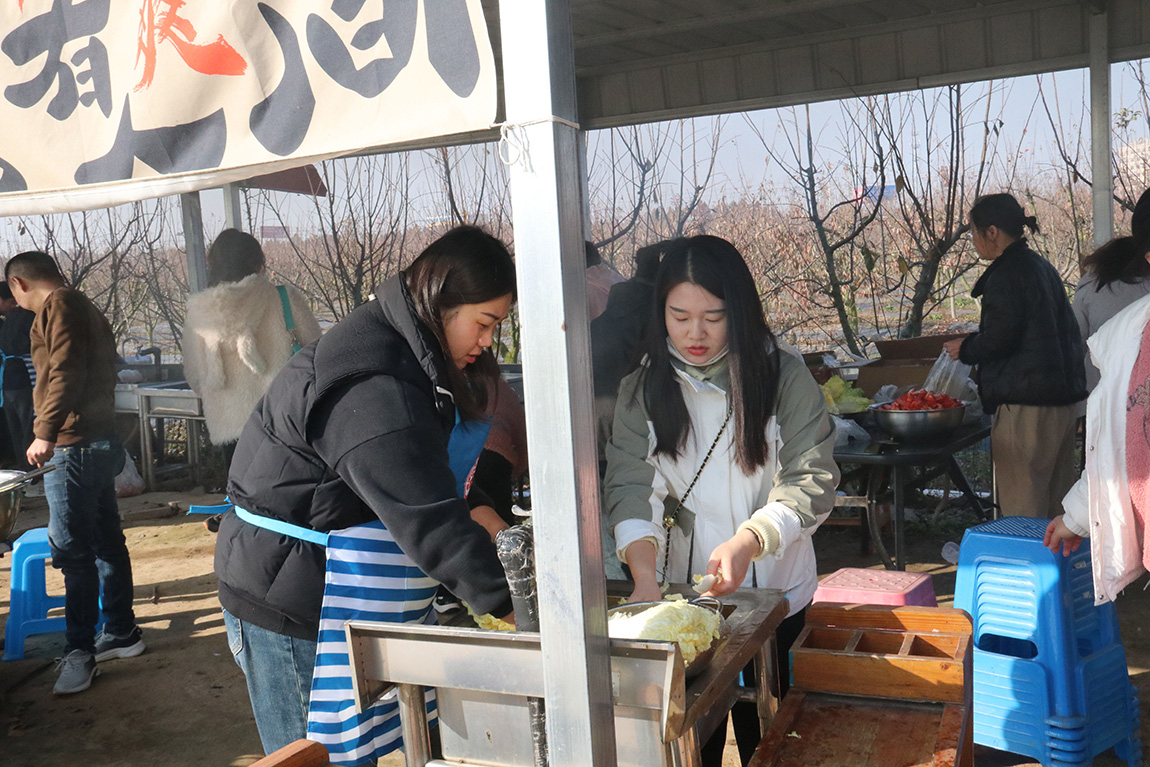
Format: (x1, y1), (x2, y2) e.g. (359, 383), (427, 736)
(223, 413), (493, 765)
(305, 519), (439, 764)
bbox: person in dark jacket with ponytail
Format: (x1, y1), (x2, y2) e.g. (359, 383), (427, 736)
(214, 226), (516, 760)
(944, 193), (1086, 518)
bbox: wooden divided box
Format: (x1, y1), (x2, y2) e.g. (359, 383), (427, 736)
(750, 604), (973, 767)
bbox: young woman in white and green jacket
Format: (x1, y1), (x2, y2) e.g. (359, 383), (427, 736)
(603, 235), (839, 767)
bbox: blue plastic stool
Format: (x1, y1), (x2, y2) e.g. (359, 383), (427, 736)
(3, 528), (104, 661)
(954, 516), (1142, 767)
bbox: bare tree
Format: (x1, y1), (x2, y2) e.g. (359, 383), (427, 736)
(1037, 69), (1145, 218)
(16, 200), (177, 352)
(432, 144), (513, 240)
(870, 83), (1004, 337)
(749, 103), (886, 357)
(586, 125), (663, 264)
(252, 155), (423, 320)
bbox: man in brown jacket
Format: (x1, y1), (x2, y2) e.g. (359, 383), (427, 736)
(6, 251), (144, 695)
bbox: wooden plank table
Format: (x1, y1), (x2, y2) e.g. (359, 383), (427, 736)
(748, 604), (974, 767)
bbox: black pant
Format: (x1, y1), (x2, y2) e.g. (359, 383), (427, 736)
(472, 450), (516, 526)
(220, 440), (237, 471)
(3, 387), (33, 471)
(700, 605), (809, 767)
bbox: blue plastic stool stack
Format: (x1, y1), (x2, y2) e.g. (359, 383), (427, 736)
(3, 527), (104, 661)
(953, 516), (1141, 767)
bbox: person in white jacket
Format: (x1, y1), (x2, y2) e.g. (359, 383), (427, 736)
(1046, 189), (1150, 603)
(604, 235), (838, 767)
(183, 229), (322, 463)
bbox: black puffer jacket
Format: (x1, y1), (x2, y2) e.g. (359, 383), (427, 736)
(214, 276), (512, 640)
(591, 277), (654, 399)
(0, 307), (33, 389)
(958, 239), (1086, 413)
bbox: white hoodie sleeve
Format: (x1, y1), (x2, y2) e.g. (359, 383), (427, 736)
(1061, 476), (1091, 537)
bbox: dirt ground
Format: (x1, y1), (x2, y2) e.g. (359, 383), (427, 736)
(0, 489), (1146, 767)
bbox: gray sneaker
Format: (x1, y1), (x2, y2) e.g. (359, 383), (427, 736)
(94, 626), (146, 662)
(53, 649), (98, 695)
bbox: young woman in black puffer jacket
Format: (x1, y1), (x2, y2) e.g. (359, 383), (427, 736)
(943, 193), (1086, 518)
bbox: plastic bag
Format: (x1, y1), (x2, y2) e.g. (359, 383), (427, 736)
(923, 350), (973, 399)
(832, 415), (870, 448)
(114, 450), (144, 498)
(872, 384), (900, 405)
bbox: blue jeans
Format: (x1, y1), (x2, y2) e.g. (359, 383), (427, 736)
(223, 609), (317, 755)
(44, 438), (136, 654)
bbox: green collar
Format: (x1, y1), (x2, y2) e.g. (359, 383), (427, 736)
(667, 339), (730, 390)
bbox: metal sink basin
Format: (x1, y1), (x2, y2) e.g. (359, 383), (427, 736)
(115, 364), (187, 413)
(114, 382), (140, 413)
(136, 381), (202, 418)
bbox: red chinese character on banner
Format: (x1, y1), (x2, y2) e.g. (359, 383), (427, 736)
(135, 0), (247, 89)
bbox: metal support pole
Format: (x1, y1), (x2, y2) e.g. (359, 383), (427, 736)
(180, 192), (209, 294)
(397, 684), (431, 767)
(669, 724), (701, 767)
(222, 183), (244, 231)
(893, 465), (906, 571)
(1089, 4), (1113, 249)
(138, 392), (154, 491)
(497, 1), (616, 765)
(578, 133), (593, 245)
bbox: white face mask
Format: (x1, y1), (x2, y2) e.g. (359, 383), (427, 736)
(667, 337), (729, 368)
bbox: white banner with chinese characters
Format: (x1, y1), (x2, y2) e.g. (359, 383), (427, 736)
(0, 0), (496, 215)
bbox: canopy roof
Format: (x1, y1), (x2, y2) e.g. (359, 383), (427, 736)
(470, 0), (1149, 134)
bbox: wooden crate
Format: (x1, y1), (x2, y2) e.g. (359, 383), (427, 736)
(749, 604), (973, 767)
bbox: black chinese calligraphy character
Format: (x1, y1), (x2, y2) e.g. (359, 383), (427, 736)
(307, 0), (418, 98)
(425, 0), (480, 97)
(249, 3), (314, 156)
(75, 97), (225, 184)
(2, 0), (113, 120)
(0, 157), (28, 193)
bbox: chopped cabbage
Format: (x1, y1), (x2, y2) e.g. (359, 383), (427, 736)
(819, 375), (871, 414)
(607, 600), (721, 666)
(465, 603), (514, 631)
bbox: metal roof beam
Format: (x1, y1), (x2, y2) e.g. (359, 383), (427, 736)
(575, 0), (1080, 76)
(574, 0), (876, 50)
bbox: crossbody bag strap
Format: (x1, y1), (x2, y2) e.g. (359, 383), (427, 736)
(276, 285), (302, 354)
(662, 404), (733, 581)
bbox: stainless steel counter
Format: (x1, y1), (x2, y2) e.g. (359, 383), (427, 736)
(345, 584), (788, 766)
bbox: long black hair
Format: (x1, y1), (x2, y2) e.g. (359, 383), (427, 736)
(403, 226), (516, 421)
(638, 235), (779, 474)
(207, 229), (265, 287)
(1082, 187), (1150, 290)
(968, 193), (1040, 240)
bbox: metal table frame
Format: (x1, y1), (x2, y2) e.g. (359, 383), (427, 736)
(833, 421), (992, 570)
(135, 383), (205, 491)
(344, 586), (789, 767)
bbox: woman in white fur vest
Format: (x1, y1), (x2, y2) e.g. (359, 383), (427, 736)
(183, 229), (322, 458)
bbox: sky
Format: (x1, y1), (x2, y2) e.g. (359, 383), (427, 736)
(676, 63), (1146, 203)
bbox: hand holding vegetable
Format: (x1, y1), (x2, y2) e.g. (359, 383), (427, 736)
(702, 529), (759, 597)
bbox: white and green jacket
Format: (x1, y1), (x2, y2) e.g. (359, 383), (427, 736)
(604, 346), (839, 616)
